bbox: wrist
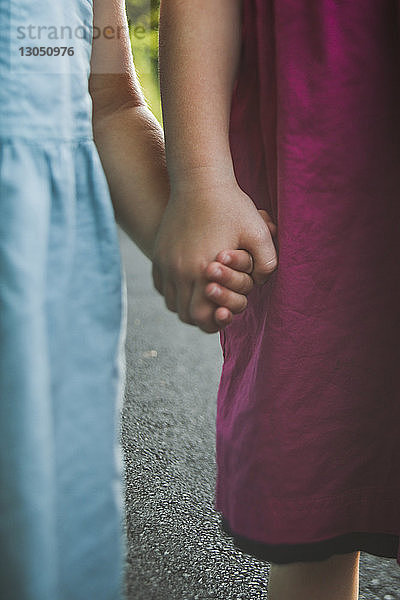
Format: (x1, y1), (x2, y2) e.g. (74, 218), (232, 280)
(168, 162), (237, 195)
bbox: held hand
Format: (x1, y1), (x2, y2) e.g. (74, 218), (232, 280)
(204, 210), (278, 328)
(152, 182), (278, 333)
(205, 249), (255, 328)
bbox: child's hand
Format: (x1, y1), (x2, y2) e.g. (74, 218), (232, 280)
(152, 182), (278, 334)
(204, 249), (254, 328)
(203, 211), (278, 329)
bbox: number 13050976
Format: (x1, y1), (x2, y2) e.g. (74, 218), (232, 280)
(19, 47), (75, 57)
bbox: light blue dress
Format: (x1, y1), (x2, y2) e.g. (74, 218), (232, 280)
(0, 1), (127, 599)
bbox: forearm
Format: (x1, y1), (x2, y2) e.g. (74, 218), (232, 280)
(159, 0), (243, 189)
(92, 93), (169, 260)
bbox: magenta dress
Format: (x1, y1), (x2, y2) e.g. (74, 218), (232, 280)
(216, 0), (400, 566)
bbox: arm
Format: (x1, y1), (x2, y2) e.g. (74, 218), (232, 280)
(159, 0), (242, 188)
(153, 0), (278, 333)
(90, 0), (169, 260)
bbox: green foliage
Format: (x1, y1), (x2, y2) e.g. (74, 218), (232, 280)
(126, 0), (161, 122)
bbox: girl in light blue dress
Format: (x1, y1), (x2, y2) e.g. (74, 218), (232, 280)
(0, 1), (257, 598)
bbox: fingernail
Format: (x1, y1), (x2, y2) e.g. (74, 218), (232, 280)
(208, 285), (220, 296)
(212, 266), (222, 277)
(220, 253), (231, 265)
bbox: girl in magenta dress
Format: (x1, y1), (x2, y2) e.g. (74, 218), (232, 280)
(216, 0), (400, 569)
(157, 0), (400, 594)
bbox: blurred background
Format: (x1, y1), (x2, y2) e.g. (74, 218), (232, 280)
(126, 0), (161, 122)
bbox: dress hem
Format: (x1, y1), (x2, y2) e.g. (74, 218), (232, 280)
(219, 513), (400, 565)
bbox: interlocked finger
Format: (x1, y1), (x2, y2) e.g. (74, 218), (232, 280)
(205, 262), (254, 294)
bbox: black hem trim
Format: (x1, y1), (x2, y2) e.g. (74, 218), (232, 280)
(219, 514), (399, 564)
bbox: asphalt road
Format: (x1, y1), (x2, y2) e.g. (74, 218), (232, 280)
(119, 229), (400, 600)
